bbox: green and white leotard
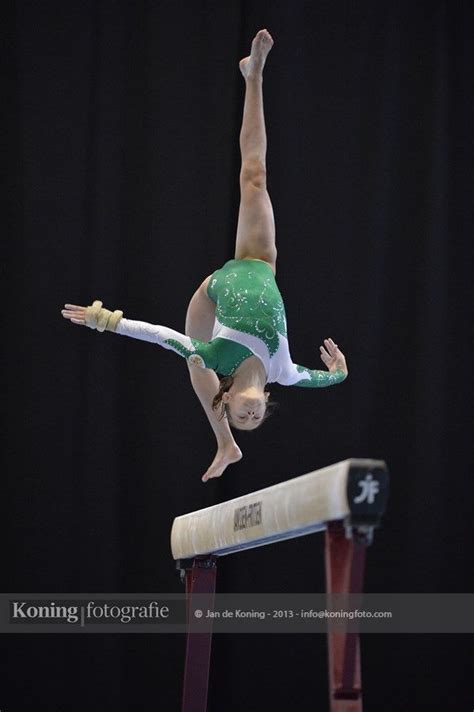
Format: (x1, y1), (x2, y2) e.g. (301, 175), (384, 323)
(115, 259), (346, 388)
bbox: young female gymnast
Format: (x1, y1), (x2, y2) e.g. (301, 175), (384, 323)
(61, 29), (348, 483)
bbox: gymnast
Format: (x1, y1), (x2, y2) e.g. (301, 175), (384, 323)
(61, 29), (348, 482)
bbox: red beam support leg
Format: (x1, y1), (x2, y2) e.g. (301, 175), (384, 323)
(181, 555), (218, 712)
(325, 521), (367, 712)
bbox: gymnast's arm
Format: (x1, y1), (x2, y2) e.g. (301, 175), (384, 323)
(278, 337), (349, 387)
(60, 300), (212, 361)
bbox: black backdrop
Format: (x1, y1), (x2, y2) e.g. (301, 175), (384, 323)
(3, 1), (473, 710)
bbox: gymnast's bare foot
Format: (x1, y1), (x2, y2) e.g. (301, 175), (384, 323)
(239, 28), (274, 80)
(202, 443), (243, 483)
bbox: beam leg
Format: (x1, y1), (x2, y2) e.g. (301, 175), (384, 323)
(181, 555), (217, 712)
(325, 521), (367, 712)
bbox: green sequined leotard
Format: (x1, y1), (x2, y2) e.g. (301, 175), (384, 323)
(115, 258), (346, 388)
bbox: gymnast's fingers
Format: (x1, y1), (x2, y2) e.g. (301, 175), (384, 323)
(61, 310), (85, 324)
(64, 304), (86, 310)
(320, 345), (331, 363)
(61, 308), (85, 324)
(62, 306), (86, 314)
(325, 338), (338, 353)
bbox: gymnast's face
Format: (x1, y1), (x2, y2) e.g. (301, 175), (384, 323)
(222, 388), (269, 430)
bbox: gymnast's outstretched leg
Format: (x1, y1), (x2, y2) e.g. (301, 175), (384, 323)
(235, 29), (276, 273)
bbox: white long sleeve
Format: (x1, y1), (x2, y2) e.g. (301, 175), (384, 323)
(116, 317), (196, 354)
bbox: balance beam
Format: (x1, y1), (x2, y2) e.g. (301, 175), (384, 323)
(171, 458), (388, 561)
(172, 458), (389, 712)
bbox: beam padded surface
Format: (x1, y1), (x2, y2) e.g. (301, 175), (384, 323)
(171, 458), (386, 559)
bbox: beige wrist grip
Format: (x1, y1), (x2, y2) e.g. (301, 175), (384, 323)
(84, 300), (123, 333)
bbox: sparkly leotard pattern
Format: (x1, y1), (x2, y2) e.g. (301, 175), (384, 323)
(115, 259), (346, 387)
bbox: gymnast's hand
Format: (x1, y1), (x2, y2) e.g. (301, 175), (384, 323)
(61, 302), (123, 332)
(319, 338), (348, 376)
(61, 304), (87, 325)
